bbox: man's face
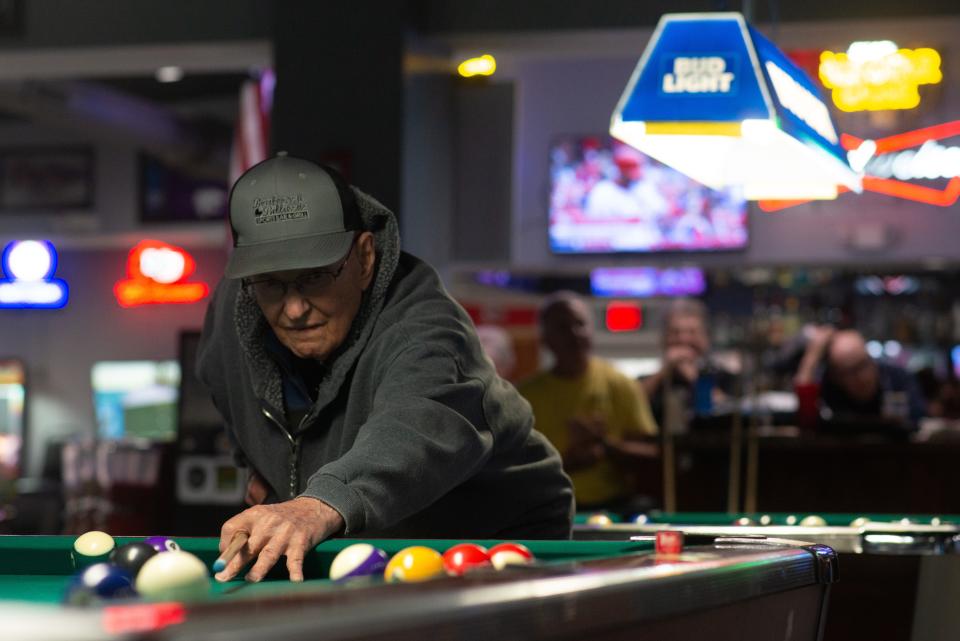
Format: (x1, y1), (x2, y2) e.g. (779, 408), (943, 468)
(248, 233), (376, 361)
(665, 314), (709, 356)
(542, 300), (593, 362)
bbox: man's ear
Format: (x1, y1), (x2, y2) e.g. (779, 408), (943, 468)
(357, 231), (376, 290)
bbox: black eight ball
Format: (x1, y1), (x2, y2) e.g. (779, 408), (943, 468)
(109, 542), (158, 578)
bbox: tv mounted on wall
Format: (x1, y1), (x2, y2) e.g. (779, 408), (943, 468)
(549, 136), (748, 254)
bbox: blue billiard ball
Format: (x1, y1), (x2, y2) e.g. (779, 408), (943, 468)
(64, 563), (136, 606)
(143, 536), (180, 553)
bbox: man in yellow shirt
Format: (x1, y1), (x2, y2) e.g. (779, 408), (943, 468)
(519, 292), (658, 511)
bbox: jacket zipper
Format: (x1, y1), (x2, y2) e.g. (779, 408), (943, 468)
(261, 406), (307, 500)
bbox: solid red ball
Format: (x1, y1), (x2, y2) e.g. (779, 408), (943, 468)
(442, 543), (491, 576)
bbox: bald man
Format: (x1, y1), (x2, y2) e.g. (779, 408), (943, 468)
(795, 328), (925, 428)
(518, 292), (658, 511)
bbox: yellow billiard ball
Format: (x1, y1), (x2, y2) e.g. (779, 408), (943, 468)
(384, 546), (445, 583)
(586, 513), (613, 526)
(850, 517), (870, 528)
(800, 515), (827, 527)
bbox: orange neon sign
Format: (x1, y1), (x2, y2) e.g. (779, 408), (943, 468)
(114, 240), (209, 307)
(759, 120), (960, 212)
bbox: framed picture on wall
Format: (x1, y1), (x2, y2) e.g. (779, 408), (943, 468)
(0, 147), (94, 211)
(139, 154), (229, 223)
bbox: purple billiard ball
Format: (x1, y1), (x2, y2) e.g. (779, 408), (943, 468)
(143, 536), (181, 553)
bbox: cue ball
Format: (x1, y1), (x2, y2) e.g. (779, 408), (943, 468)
(586, 513), (613, 526)
(329, 543), (389, 581)
(489, 543), (534, 570)
(759, 515), (772, 526)
(136, 550), (211, 601)
(64, 563), (135, 605)
(143, 536), (181, 553)
(850, 517), (870, 528)
(442, 543), (491, 576)
(110, 542), (158, 579)
(384, 546), (445, 583)
(800, 515), (827, 527)
(73, 531), (115, 557)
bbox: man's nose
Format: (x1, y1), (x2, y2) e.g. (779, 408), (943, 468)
(281, 292), (311, 319)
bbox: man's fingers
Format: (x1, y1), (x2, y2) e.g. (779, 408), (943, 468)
(286, 551), (305, 583)
(215, 547), (253, 582)
(246, 542), (285, 582)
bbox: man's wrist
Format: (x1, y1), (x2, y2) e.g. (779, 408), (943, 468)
(294, 496), (345, 535)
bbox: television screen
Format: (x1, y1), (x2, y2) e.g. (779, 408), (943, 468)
(92, 361), (180, 441)
(549, 136), (748, 253)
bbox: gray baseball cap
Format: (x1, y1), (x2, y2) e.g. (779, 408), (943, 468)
(225, 152), (361, 279)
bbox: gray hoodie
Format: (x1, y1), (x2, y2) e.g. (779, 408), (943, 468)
(197, 189), (574, 538)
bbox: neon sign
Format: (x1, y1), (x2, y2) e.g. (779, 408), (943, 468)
(0, 240), (69, 309)
(819, 41), (942, 112)
(114, 240), (209, 307)
(457, 55), (496, 78)
(760, 120), (960, 211)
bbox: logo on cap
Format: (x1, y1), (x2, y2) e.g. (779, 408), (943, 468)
(254, 194), (310, 225)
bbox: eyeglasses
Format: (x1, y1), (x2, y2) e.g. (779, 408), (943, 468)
(243, 241), (354, 304)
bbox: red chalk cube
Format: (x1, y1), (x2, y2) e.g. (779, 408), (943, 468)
(655, 530), (684, 555)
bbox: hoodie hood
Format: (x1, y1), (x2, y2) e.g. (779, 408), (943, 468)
(232, 187), (401, 419)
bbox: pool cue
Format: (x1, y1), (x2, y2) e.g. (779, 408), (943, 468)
(213, 531), (249, 573)
(726, 354), (745, 514)
(661, 366), (678, 514)
(744, 405), (760, 514)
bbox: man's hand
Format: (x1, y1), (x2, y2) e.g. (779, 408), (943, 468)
(244, 471), (270, 506)
(215, 497), (344, 583)
(563, 415), (607, 471)
(664, 345), (700, 383)
(795, 325), (836, 385)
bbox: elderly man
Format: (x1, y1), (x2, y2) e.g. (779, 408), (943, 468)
(795, 327), (925, 428)
(198, 153), (573, 583)
(519, 292), (658, 512)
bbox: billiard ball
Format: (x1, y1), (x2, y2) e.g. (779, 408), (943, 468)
(632, 514), (650, 525)
(759, 514), (772, 526)
(800, 515), (827, 527)
(489, 542), (534, 570)
(136, 550), (211, 601)
(442, 543), (491, 576)
(384, 546), (445, 583)
(931, 517), (942, 526)
(586, 513), (613, 526)
(72, 531), (115, 570)
(109, 542), (158, 579)
(785, 515), (798, 525)
(64, 563), (135, 606)
(734, 517), (755, 526)
(850, 517), (870, 528)
(143, 536), (181, 553)
(329, 543), (389, 581)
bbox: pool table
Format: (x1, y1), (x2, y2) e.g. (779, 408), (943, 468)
(574, 511), (960, 641)
(2, 534), (837, 641)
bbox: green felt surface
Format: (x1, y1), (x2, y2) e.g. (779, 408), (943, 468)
(0, 536), (648, 604)
(642, 512), (960, 526)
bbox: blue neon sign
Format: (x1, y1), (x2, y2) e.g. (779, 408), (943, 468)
(0, 240), (69, 309)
